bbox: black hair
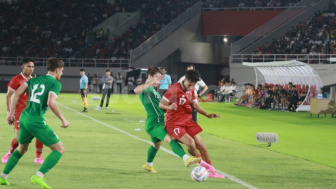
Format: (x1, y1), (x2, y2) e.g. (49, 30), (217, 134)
(185, 70), (200, 83)
(21, 58), (35, 65)
(80, 68), (85, 72)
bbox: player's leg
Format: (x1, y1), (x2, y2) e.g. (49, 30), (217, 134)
(81, 89), (88, 112)
(37, 142), (64, 177)
(34, 139), (44, 164)
(31, 142), (64, 189)
(1, 122), (33, 184)
(100, 89), (107, 108)
(105, 89), (112, 108)
(193, 134), (225, 178)
(2, 127), (19, 164)
(193, 134), (211, 164)
(143, 120), (164, 173)
(0, 143), (30, 186)
(30, 124), (63, 189)
(186, 122), (224, 177)
(165, 125), (199, 156)
(163, 134), (201, 167)
(143, 140), (161, 173)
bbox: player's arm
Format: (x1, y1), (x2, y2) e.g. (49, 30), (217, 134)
(6, 84), (28, 125)
(198, 80), (208, 97)
(47, 92), (69, 128)
(85, 82), (88, 90)
(191, 101), (219, 118)
(134, 75), (161, 94)
(6, 87), (15, 115)
(159, 98), (177, 110)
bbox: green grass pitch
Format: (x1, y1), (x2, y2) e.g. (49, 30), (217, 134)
(0, 93), (335, 189)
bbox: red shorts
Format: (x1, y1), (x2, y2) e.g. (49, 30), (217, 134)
(165, 119), (202, 140)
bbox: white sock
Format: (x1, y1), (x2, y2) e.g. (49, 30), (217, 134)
(146, 162), (153, 167)
(182, 154), (190, 161)
(1, 173), (8, 180)
(36, 171), (44, 178)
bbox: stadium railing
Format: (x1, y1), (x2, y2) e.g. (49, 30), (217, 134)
(231, 54), (336, 64)
(0, 57), (130, 68)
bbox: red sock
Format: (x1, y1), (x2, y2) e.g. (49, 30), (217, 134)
(35, 140), (44, 158)
(9, 138), (18, 153)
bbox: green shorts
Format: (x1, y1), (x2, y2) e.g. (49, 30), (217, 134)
(18, 117), (60, 147)
(145, 118), (167, 143)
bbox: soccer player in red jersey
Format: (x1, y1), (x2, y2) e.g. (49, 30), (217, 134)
(160, 70), (224, 178)
(2, 58), (44, 164)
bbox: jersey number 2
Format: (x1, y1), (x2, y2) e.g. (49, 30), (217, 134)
(30, 84), (45, 104)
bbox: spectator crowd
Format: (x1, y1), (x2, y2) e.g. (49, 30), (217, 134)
(0, 0), (198, 59)
(255, 2), (336, 55)
(234, 82), (321, 112)
(201, 0), (301, 8)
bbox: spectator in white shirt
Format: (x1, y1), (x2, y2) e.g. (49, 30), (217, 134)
(219, 81), (232, 103)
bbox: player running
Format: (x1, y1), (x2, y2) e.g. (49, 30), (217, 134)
(160, 70), (224, 178)
(1, 57), (69, 189)
(2, 58), (44, 164)
(134, 66), (201, 173)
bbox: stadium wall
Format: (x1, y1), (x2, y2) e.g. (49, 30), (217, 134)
(201, 10), (284, 36)
(132, 12), (227, 67)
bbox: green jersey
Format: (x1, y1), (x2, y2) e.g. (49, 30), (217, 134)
(139, 86), (164, 124)
(20, 74), (62, 122)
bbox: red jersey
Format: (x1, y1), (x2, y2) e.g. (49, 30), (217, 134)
(7, 73), (31, 118)
(162, 82), (197, 125)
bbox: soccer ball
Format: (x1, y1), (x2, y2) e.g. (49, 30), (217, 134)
(191, 166), (209, 182)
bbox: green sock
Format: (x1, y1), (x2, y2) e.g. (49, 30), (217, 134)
(146, 146), (159, 163)
(3, 150), (23, 174)
(169, 139), (186, 158)
(39, 150), (62, 174)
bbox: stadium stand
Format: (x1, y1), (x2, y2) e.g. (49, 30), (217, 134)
(201, 0), (302, 8)
(0, 0), (198, 59)
(255, 2), (336, 55)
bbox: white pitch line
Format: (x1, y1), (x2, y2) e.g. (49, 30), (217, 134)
(58, 103), (258, 189)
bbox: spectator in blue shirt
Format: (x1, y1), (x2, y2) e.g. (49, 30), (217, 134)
(158, 67), (171, 96)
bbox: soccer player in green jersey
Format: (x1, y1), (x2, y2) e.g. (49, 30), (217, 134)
(1, 57), (69, 189)
(134, 66), (201, 173)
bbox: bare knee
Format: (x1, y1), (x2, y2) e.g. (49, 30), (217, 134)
(50, 142), (65, 155)
(59, 148), (65, 155)
(153, 141), (162, 149)
(17, 144), (29, 154)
